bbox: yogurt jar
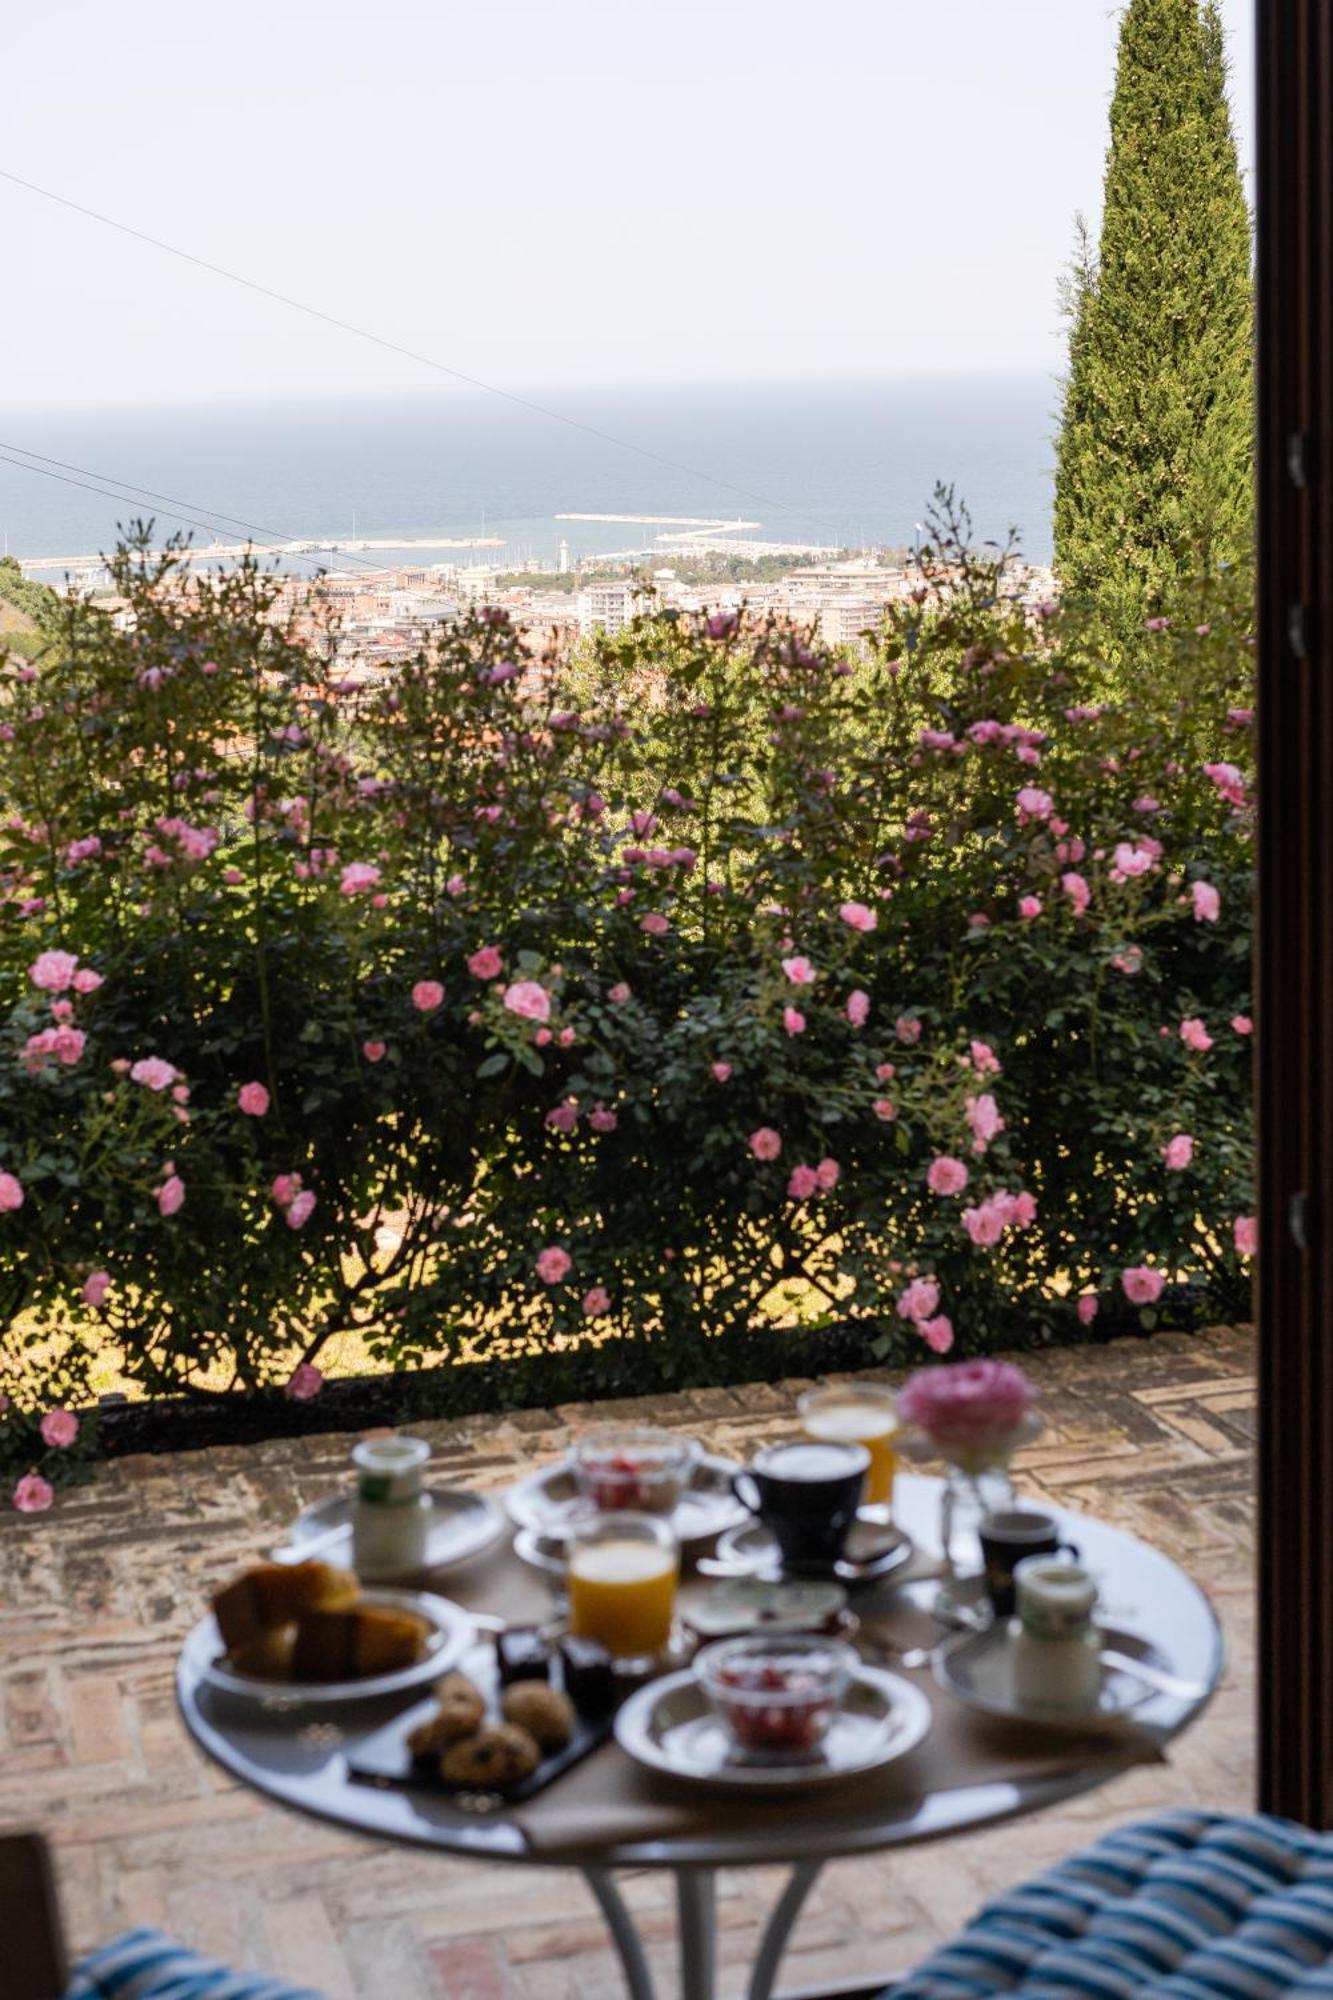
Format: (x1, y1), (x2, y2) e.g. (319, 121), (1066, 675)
(1008, 1555), (1103, 1715)
(351, 1435), (432, 1578)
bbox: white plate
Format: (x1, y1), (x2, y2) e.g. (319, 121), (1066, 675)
(186, 1588), (475, 1707)
(615, 1662), (931, 1792)
(506, 1453), (746, 1547)
(934, 1622), (1162, 1732)
(286, 1487), (506, 1578)
(715, 1516), (915, 1585)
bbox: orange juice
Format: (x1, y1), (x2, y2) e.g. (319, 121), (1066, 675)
(802, 1399), (899, 1507)
(567, 1539), (679, 1656)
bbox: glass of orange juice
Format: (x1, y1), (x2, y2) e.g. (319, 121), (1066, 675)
(798, 1382), (900, 1517)
(567, 1511), (679, 1659)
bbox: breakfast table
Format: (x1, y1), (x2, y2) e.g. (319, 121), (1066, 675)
(176, 1471), (1223, 2000)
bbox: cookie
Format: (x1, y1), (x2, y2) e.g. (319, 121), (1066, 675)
(440, 1722), (540, 1788)
(501, 1681), (575, 1750)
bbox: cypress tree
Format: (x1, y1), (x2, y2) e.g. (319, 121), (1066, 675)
(1053, 0), (1253, 622)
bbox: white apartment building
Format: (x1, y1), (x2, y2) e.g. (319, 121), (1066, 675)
(577, 580), (652, 635)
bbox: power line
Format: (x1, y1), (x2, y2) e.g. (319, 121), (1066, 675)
(0, 440), (407, 578)
(0, 165), (794, 521)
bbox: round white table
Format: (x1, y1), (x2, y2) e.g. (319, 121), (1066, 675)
(176, 1474), (1224, 2000)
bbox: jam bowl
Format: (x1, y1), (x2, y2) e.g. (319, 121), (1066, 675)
(571, 1425), (698, 1516)
(694, 1633), (857, 1761)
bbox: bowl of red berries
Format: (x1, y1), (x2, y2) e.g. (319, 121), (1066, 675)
(571, 1426), (698, 1516)
(694, 1634), (857, 1761)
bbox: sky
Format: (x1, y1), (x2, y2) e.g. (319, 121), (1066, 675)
(2, 0), (1254, 414)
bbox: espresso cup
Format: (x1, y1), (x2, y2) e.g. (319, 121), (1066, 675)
(978, 1508), (1079, 1618)
(732, 1440), (869, 1573)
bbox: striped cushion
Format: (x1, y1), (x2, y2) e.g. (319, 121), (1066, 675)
(66, 1927), (326, 1999)
(893, 1811), (1333, 1997)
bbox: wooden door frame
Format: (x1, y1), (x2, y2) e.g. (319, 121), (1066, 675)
(1256, 0), (1333, 1827)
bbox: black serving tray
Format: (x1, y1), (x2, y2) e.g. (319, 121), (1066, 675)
(347, 1667), (613, 1805)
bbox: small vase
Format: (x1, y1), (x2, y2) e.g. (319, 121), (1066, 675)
(938, 1457), (1016, 1573)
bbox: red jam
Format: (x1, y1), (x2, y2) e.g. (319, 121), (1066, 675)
(713, 1656), (837, 1753)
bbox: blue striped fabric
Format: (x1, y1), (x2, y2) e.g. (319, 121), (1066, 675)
(65, 1927), (326, 1999)
(893, 1812), (1333, 1998)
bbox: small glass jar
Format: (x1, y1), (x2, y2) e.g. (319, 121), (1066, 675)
(566, 1509), (679, 1659)
(696, 1632), (855, 1761)
(571, 1425), (697, 1516)
(351, 1435), (431, 1578)
(1008, 1555), (1103, 1715)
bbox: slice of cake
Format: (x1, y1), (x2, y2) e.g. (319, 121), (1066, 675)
(213, 1562), (359, 1654)
(290, 1605), (429, 1683)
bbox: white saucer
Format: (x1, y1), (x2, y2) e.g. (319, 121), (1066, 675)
(934, 1622), (1163, 1732)
(715, 1516), (915, 1585)
(615, 1662), (931, 1792)
(186, 1588), (474, 1707)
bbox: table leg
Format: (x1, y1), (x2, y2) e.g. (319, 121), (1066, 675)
(676, 1867), (717, 2000)
(584, 1868), (658, 2000)
(747, 1862), (822, 2000)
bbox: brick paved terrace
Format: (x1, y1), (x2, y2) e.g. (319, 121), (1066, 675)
(0, 1327), (1254, 2000)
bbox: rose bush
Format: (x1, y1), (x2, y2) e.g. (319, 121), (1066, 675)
(0, 508), (1254, 1500)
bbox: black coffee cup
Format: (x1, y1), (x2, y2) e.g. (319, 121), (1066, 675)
(732, 1440), (869, 1573)
(978, 1508), (1079, 1618)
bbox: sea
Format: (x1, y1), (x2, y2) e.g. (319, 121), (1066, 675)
(0, 374), (1056, 576)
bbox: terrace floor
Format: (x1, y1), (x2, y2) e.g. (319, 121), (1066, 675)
(0, 1325), (1255, 2000)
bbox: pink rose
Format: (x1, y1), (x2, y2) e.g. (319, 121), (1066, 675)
(13, 1474), (54, 1514)
(898, 1357), (1036, 1450)
(587, 1106), (618, 1133)
(286, 1363), (324, 1401)
(1190, 880), (1221, 923)
(927, 1155), (969, 1197)
(964, 1092), (1005, 1153)
(536, 1245), (572, 1285)
(640, 912), (671, 937)
(1018, 894), (1042, 919)
(838, 901), (878, 933)
(749, 1127), (782, 1161)
(1231, 1014), (1253, 1036)
(896, 1276), (941, 1323)
(1076, 1292), (1099, 1326)
(873, 1097), (896, 1121)
(72, 968), (104, 995)
(157, 1173), (186, 1217)
(339, 862), (381, 896)
(969, 1040), (1001, 1076)
(1122, 1265), (1165, 1305)
(545, 1102), (579, 1134)
(894, 1015), (922, 1045)
(504, 980), (551, 1022)
(1180, 1017), (1213, 1053)
(130, 1056), (180, 1092)
(271, 1173), (302, 1209)
(29, 949), (80, 993)
(787, 1164), (819, 1200)
(781, 955), (816, 985)
(362, 1040), (387, 1063)
(1162, 1133), (1194, 1170)
(82, 1269), (111, 1308)
(710, 1062), (732, 1082)
(237, 1081), (270, 1117)
(1061, 871), (1091, 916)
(607, 982), (631, 1005)
(412, 980), (445, 1013)
(582, 1286), (611, 1317)
(962, 1198), (1007, 1247)
(1015, 786), (1054, 822)
(815, 1157), (841, 1192)
(286, 1189), (317, 1229)
(467, 946), (504, 980)
(40, 1410), (78, 1449)
(1234, 1215), (1257, 1257)
(919, 1315), (955, 1354)
(0, 1171), (24, 1213)
(783, 1006), (806, 1036)
(846, 989), (870, 1028)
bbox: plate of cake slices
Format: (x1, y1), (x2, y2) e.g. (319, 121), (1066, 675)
(185, 1559), (475, 1705)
